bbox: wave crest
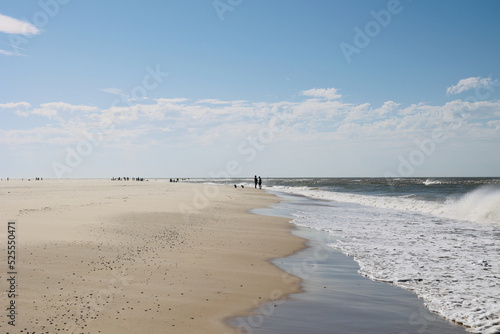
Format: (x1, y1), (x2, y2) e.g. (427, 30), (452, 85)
(446, 185), (500, 223)
(423, 179), (441, 185)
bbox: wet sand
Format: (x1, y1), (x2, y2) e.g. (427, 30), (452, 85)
(0, 179), (304, 333)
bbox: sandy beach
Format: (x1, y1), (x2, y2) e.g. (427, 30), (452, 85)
(0, 179), (304, 333)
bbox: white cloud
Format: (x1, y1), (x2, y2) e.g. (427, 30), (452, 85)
(0, 49), (15, 56)
(101, 87), (125, 96)
(102, 105), (140, 122)
(2, 86), (499, 178)
(155, 98), (189, 104)
(0, 126), (73, 145)
(375, 101), (400, 116)
(446, 77), (497, 95)
(302, 88), (341, 100)
(2, 89), (500, 163)
(0, 102), (31, 117)
(292, 99), (345, 119)
(0, 102), (31, 109)
(487, 120), (500, 130)
(0, 13), (40, 35)
(32, 102), (98, 119)
(195, 99), (231, 105)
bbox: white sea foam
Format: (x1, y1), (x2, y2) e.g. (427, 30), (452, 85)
(424, 178), (442, 185)
(270, 185), (500, 225)
(271, 187), (500, 333)
(445, 185), (500, 223)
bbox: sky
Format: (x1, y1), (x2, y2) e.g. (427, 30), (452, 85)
(1, 0), (499, 178)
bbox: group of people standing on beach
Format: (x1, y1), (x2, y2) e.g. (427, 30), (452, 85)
(111, 177), (144, 181)
(254, 175), (262, 189)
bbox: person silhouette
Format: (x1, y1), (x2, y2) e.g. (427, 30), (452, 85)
(254, 175), (258, 188)
(258, 176), (262, 189)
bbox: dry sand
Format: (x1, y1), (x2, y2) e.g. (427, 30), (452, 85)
(0, 179), (304, 333)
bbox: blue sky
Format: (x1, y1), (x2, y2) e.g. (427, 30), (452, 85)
(1, 0), (499, 178)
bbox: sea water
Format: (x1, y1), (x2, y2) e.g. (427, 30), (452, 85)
(193, 177), (500, 333)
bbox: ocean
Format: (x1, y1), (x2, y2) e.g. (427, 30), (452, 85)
(189, 177), (500, 333)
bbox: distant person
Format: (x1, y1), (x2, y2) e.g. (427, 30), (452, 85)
(258, 176), (262, 189)
(254, 175), (258, 188)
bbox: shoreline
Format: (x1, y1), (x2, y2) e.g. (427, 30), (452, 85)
(230, 192), (469, 334)
(0, 179), (305, 333)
